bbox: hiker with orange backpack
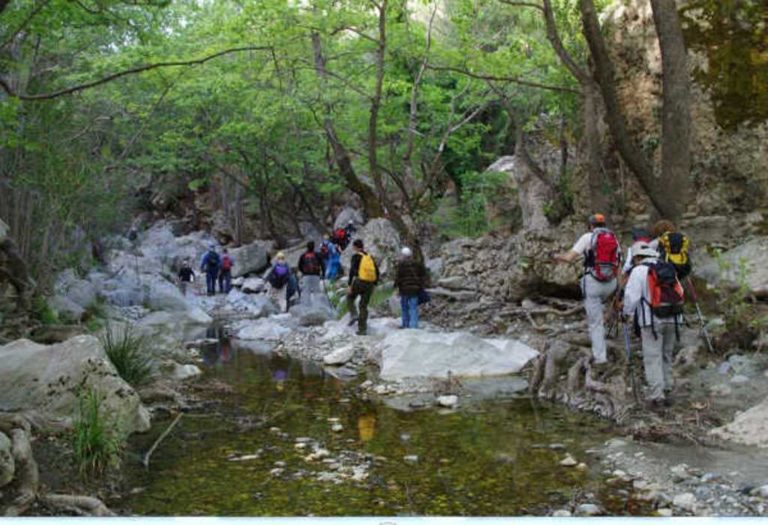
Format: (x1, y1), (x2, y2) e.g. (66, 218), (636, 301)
(553, 213), (622, 366)
(622, 243), (684, 408)
(347, 239), (379, 336)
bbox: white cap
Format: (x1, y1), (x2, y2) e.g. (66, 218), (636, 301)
(633, 243), (658, 259)
(401, 247), (412, 257)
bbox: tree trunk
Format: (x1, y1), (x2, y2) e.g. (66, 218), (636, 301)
(650, 0), (691, 220)
(310, 31), (384, 219)
(582, 84), (609, 214)
(578, 0), (679, 221)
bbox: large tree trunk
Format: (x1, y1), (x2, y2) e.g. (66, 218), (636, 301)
(578, 0), (680, 221)
(582, 84), (609, 214)
(650, 0), (691, 220)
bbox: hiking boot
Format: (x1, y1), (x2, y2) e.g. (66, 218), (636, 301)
(356, 330), (367, 336)
(645, 399), (665, 411)
(348, 317), (359, 327)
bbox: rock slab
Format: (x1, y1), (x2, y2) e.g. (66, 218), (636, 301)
(376, 330), (538, 381)
(0, 336), (150, 435)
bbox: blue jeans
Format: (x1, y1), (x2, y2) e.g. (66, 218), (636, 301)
(400, 294), (419, 328)
(205, 270), (218, 295)
(218, 270), (231, 293)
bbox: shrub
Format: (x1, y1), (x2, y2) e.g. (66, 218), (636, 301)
(100, 323), (153, 386)
(71, 389), (122, 476)
(31, 296), (58, 325)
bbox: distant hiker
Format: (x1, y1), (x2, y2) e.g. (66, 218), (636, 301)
(344, 220), (357, 242)
(319, 234), (333, 266)
(177, 259), (195, 296)
(333, 226), (349, 251)
(621, 227), (653, 282)
(298, 241), (325, 305)
(554, 213), (621, 366)
(200, 244), (221, 296)
(622, 244), (684, 408)
(218, 248), (234, 294)
(394, 247), (428, 329)
(652, 219), (692, 279)
(266, 252), (292, 312)
(347, 239), (379, 336)
(325, 238), (342, 281)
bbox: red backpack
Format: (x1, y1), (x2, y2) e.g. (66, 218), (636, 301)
(333, 228), (347, 245)
(221, 255), (233, 271)
(645, 261), (685, 318)
(586, 228), (620, 281)
(302, 251), (321, 275)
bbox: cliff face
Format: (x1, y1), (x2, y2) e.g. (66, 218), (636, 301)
(603, 0), (768, 221)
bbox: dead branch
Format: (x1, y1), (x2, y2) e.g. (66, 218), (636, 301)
(142, 412), (183, 469)
(40, 494), (115, 516)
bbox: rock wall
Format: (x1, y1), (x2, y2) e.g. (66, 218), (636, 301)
(603, 0), (768, 220)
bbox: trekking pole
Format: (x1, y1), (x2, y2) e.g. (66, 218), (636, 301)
(685, 277), (716, 354)
(623, 322), (641, 404)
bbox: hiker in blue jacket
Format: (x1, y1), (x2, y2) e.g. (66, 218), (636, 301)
(200, 245), (221, 296)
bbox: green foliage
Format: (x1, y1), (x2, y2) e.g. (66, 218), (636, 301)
(100, 324), (153, 386)
(435, 170), (508, 239)
(712, 251), (768, 350)
(31, 296), (58, 325)
(71, 389), (122, 476)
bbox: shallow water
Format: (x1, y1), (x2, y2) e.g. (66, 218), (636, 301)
(117, 340), (643, 516)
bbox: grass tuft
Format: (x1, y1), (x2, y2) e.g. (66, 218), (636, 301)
(71, 389), (122, 476)
(100, 323), (153, 386)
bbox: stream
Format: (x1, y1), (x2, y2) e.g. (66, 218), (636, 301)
(114, 332), (649, 516)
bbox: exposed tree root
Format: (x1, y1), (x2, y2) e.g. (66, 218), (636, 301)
(40, 494), (115, 517)
(0, 412), (114, 517)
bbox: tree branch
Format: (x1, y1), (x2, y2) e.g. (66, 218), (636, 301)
(426, 64), (579, 94)
(498, 0), (544, 11)
(0, 45), (276, 100)
(0, 0), (51, 49)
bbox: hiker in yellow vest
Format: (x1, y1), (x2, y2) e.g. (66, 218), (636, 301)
(347, 239), (379, 336)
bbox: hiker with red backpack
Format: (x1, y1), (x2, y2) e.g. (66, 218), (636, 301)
(622, 244), (684, 408)
(554, 213), (622, 366)
(218, 248), (234, 294)
(298, 241), (325, 306)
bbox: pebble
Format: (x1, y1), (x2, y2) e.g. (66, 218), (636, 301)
(575, 503), (602, 516)
(552, 510), (571, 517)
(612, 469), (630, 480)
(548, 443), (566, 450)
(560, 454), (578, 467)
(436, 394), (459, 408)
(752, 485), (768, 498)
(576, 463), (588, 471)
(331, 423), (344, 432)
(269, 468), (284, 476)
(672, 492), (697, 512)
(701, 472), (719, 483)
(269, 427), (281, 433)
(294, 443), (307, 450)
(274, 461), (286, 468)
(403, 455), (419, 464)
(730, 375), (750, 384)
(670, 464), (690, 481)
(326, 418), (340, 423)
(656, 508), (673, 517)
(633, 480), (649, 490)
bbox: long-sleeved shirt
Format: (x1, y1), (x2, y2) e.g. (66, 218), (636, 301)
(394, 259), (427, 296)
(348, 251), (379, 285)
(622, 259), (682, 327)
(298, 250), (324, 275)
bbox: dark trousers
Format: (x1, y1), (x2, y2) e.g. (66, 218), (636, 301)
(205, 270), (218, 295)
(347, 280), (375, 334)
(218, 270), (232, 293)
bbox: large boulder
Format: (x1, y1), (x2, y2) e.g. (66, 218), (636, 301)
(711, 396), (768, 448)
(146, 277), (189, 311)
(375, 330), (538, 381)
(0, 432), (13, 488)
(290, 296), (335, 327)
(54, 269), (97, 309)
(229, 240), (272, 278)
(240, 277), (266, 293)
(0, 336), (150, 435)
(137, 307), (212, 341)
(333, 207), (365, 230)
(341, 218), (401, 277)
(225, 289), (278, 317)
(235, 318), (292, 341)
(695, 237), (768, 298)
